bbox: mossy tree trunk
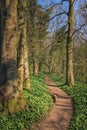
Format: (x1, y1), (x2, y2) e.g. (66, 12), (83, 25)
(0, 0), (19, 113)
(17, 30), (24, 91)
(66, 0), (74, 86)
(34, 57), (39, 75)
(24, 40), (30, 89)
(18, 0), (30, 90)
(0, 0), (29, 114)
(33, 43), (39, 75)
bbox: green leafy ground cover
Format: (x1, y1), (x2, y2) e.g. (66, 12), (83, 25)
(49, 73), (87, 130)
(0, 73), (54, 130)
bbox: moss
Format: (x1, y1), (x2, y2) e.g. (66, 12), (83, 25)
(16, 92), (26, 110)
(24, 78), (31, 91)
(2, 100), (9, 115)
(8, 98), (17, 113)
(2, 92), (26, 114)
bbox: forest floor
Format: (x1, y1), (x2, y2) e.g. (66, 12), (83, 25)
(35, 76), (73, 130)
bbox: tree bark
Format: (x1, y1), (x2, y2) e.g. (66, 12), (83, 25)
(0, 0), (19, 113)
(24, 43), (30, 89)
(18, 0), (30, 90)
(66, 0), (74, 86)
(34, 58), (39, 75)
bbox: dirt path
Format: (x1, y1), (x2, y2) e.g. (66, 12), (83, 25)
(35, 76), (73, 130)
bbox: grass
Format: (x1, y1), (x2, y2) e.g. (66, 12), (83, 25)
(49, 73), (87, 130)
(0, 73), (54, 130)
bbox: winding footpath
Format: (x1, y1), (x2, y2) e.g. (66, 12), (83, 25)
(35, 76), (73, 130)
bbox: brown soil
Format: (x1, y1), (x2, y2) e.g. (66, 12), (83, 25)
(35, 76), (73, 130)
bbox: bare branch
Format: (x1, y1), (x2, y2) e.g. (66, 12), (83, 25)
(74, 24), (87, 34)
(49, 11), (68, 21)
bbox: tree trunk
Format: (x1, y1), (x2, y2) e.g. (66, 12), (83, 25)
(24, 43), (30, 89)
(0, 0), (27, 115)
(34, 58), (39, 75)
(66, 0), (74, 86)
(33, 44), (39, 75)
(0, 0), (19, 113)
(17, 30), (24, 91)
(17, 0), (30, 90)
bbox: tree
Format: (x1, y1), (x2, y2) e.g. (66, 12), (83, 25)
(66, 0), (74, 86)
(0, 0), (26, 114)
(18, 0), (30, 90)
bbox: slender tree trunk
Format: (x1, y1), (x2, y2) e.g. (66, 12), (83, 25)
(18, 0), (30, 90)
(23, 1), (30, 89)
(24, 43), (30, 89)
(17, 1), (24, 91)
(66, 0), (74, 86)
(34, 58), (39, 75)
(34, 44), (39, 75)
(17, 30), (24, 90)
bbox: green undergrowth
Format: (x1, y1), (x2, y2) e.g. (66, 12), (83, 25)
(0, 73), (54, 130)
(49, 73), (87, 130)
